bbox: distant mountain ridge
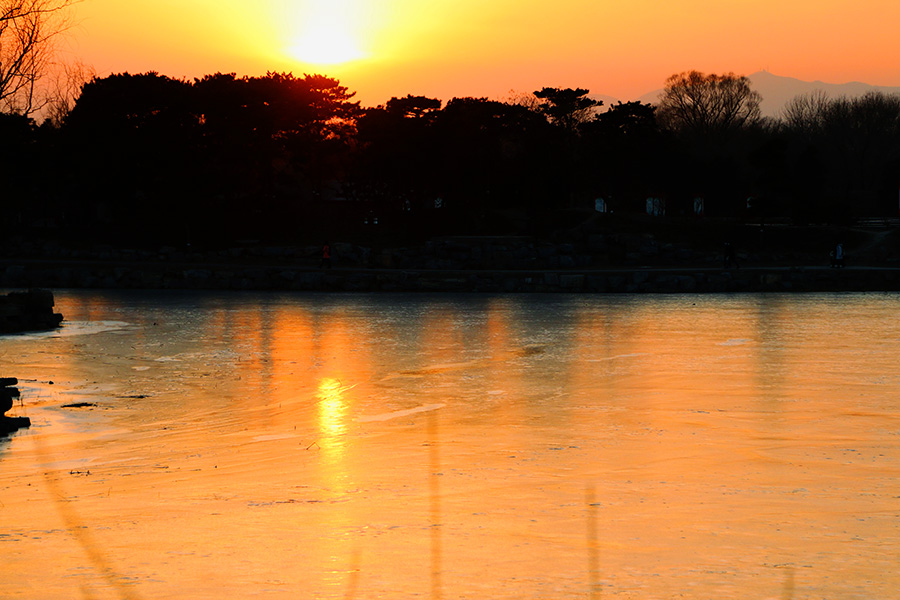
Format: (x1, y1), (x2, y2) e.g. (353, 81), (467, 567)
(598, 71), (900, 118)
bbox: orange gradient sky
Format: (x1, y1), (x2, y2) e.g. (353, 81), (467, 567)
(65, 0), (900, 107)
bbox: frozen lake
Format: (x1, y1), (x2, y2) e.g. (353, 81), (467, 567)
(1, 290), (898, 599)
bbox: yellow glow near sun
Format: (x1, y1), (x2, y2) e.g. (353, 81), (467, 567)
(286, 1), (368, 65)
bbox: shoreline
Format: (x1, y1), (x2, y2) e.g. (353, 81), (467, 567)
(4, 258), (900, 293)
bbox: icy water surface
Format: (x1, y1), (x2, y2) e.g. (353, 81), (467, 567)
(1, 291), (898, 599)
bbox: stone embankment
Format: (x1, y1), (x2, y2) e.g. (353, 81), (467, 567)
(3, 260), (900, 293)
(2, 238), (900, 293)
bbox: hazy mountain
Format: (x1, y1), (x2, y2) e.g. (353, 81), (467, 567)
(629, 71), (900, 118)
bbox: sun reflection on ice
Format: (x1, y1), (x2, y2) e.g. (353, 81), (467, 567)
(317, 377), (355, 441)
(313, 374), (362, 594)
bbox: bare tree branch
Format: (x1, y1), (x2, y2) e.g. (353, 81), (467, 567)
(0, 0), (77, 116)
(43, 56), (93, 125)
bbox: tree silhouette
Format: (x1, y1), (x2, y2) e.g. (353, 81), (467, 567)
(384, 94), (441, 119)
(580, 101), (669, 211)
(822, 92), (900, 215)
(0, 111), (38, 205)
(533, 87), (601, 133)
(57, 71), (364, 244)
(654, 71), (764, 216)
(12, 63), (899, 251)
(780, 90), (830, 139)
(433, 97), (555, 227)
(354, 96), (442, 218)
(657, 71), (761, 141)
(61, 72), (197, 241)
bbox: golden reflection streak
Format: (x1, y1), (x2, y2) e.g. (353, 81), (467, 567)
(314, 375), (358, 594)
(304, 310), (368, 595)
(428, 409), (442, 600)
(485, 298), (525, 425)
(418, 306), (462, 600)
(317, 376), (351, 440)
(586, 484), (602, 599)
(266, 307), (315, 414)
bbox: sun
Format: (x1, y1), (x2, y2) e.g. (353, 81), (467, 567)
(286, 3), (367, 66)
(288, 27), (365, 65)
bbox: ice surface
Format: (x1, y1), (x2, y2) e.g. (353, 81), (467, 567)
(0, 290), (898, 599)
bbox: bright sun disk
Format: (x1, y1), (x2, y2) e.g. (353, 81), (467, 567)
(287, 12), (366, 66)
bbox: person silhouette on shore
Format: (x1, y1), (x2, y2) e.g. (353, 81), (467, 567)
(320, 242), (331, 269)
(723, 241), (739, 269)
(832, 242), (844, 268)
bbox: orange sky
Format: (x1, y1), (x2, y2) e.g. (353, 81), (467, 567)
(65, 0), (900, 107)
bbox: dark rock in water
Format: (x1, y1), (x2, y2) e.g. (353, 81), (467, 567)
(0, 289), (63, 333)
(0, 386), (19, 400)
(1, 378), (29, 434)
(0, 416), (30, 435)
(1, 381), (20, 415)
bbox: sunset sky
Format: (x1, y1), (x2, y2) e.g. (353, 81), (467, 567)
(66, 0), (900, 107)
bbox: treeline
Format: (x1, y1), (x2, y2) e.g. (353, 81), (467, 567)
(4, 70), (900, 248)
